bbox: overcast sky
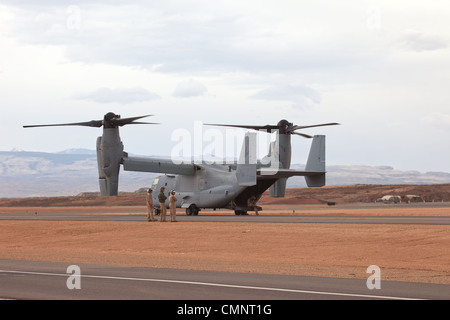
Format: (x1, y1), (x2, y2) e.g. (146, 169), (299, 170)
(1, 1), (449, 172)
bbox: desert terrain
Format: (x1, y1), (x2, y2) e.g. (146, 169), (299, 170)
(2, 183), (450, 207)
(1, 184), (449, 285)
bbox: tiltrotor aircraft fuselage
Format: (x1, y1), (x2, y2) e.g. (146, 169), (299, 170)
(24, 112), (338, 215)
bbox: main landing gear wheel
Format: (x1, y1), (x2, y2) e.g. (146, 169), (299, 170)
(234, 210), (248, 215)
(186, 204), (199, 216)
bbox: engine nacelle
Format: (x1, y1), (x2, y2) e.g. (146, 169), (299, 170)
(96, 127), (125, 196)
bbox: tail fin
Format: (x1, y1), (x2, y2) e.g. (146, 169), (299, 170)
(305, 135), (326, 187)
(236, 132), (257, 186)
(267, 133), (288, 197)
(269, 178), (287, 197)
(96, 136), (108, 195)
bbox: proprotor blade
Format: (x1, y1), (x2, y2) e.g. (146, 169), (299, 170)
(205, 123), (279, 132)
(23, 120), (103, 128)
(289, 122), (340, 131)
(292, 132), (313, 138)
(111, 115), (154, 126)
(125, 121), (160, 125)
(23, 114), (157, 129)
(206, 120), (339, 138)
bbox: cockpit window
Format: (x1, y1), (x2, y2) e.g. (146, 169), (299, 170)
(151, 177), (159, 191)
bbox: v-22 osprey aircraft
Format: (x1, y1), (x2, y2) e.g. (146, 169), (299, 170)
(24, 112), (339, 215)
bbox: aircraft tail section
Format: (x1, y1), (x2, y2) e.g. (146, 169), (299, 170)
(236, 132), (257, 186)
(305, 135), (326, 187)
(269, 178), (287, 197)
(96, 136), (108, 195)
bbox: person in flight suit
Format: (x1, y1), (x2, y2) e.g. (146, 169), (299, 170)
(158, 187), (168, 222)
(247, 196), (259, 215)
(169, 190), (178, 222)
(146, 189), (157, 222)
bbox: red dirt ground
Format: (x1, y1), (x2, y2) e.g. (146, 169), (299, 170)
(1, 185), (449, 284)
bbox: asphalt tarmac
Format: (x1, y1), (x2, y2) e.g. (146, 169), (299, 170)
(1, 210), (449, 225)
(2, 202), (449, 224)
(1, 259), (449, 300)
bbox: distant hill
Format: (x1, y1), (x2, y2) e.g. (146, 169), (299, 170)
(1, 150), (449, 198)
(259, 184), (450, 204)
(289, 164), (450, 187)
(1, 184), (449, 207)
(0, 150), (157, 198)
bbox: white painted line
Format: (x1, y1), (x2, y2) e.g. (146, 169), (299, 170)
(0, 269), (420, 300)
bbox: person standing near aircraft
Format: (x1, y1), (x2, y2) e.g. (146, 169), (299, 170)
(169, 190), (178, 222)
(247, 196), (259, 215)
(146, 189), (157, 222)
(158, 187), (167, 222)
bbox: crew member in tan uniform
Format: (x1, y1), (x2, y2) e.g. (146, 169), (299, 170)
(169, 190), (178, 222)
(247, 196), (259, 215)
(158, 187), (167, 222)
(146, 189), (157, 221)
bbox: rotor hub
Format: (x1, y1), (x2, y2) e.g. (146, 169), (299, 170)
(104, 112), (120, 128)
(277, 119), (293, 134)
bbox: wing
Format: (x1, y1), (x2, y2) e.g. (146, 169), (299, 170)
(122, 156), (198, 176)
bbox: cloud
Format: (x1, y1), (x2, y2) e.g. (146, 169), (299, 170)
(397, 30), (448, 52)
(3, 1), (450, 173)
(2, 2), (371, 76)
(173, 79), (207, 98)
(74, 87), (160, 104)
(422, 112), (450, 131)
(3, 3), (247, 73)
(250, 84), (321, 109)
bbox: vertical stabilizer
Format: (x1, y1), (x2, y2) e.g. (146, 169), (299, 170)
(96, 136), (107, 195)
(236, 132), (257, 186)
(269, 132), (291, 197)
(269, 178), (287, 197)
(305, 135), (326, 187)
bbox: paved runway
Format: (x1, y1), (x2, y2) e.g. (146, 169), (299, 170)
(1, 202), (449, 224)
(1, 210), (449, 225)
(1, 259), (449, 300)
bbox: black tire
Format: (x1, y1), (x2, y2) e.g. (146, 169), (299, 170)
(186, 204), (199, 216)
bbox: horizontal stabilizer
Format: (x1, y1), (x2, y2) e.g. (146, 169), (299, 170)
(257, 168), (325, 179)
